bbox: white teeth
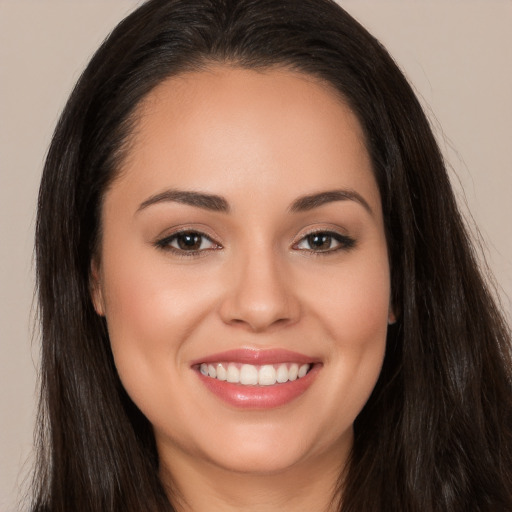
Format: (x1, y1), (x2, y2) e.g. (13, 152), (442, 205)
(226, 364), (240, 383)
(276, 364), (288, 383)
(215, 363), (227, 381)
(240, 364), (258, 385)
(200, 362), (311, 385)
(288, 363), (299, 381)
(207, 364), (217, 378)
(298, 364), (309, 378)
(258, 365), (277, 386)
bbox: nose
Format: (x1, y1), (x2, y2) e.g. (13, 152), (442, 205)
(219, 248), (300, 332)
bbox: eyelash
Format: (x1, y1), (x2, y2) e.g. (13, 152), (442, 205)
(155, 229), (356, 257)
(293, 230), (356, 254)
(155, 230), (221, 257)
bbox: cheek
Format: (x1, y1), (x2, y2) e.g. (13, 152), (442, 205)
(102, 247), (213, 339)
(99, 250), (217, 404)
(328, 255), (390, 384)
(298, 247), (390, 422)
(303, 247), (391, 346)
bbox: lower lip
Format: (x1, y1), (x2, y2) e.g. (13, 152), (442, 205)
(196, 364), (321, 409)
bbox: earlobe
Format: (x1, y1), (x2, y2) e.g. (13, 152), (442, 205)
(388, 302), (397, 325)
(90, 260), (105, 317)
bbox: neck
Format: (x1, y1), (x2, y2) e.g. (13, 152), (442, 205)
(158, 437), (350, 512)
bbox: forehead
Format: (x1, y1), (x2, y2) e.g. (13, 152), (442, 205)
(109, 65), (380, 215)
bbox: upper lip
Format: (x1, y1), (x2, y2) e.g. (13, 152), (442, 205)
(191, 348), (319, 366)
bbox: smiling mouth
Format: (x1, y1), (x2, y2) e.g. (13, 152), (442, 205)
(192, 348), (320, 408)
(198, 362), (312, 386)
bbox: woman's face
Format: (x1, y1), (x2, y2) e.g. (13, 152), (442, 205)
(92, 67), (393, 477)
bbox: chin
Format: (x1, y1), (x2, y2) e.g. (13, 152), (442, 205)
(191, 420), (350, 476)
(205, 444), (310, 475)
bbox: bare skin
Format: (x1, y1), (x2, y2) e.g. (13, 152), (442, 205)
(92, 66), (393, 511)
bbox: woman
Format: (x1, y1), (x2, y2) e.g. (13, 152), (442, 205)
(32, 0), (512, 510)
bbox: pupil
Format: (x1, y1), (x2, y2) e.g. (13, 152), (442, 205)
(309, 233), (331, 250)
(178, 233), (201, 250)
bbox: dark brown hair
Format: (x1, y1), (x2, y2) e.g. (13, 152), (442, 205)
(33, 0), (512, 510)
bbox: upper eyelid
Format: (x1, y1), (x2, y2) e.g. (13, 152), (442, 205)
(293, 226), (350, 242)
(292, 228), (356, 252)
(297, 229), (345, 240)
(168, 231), (216, 243)
(154, 231), (221, 254)
(155, 226), (221, 243)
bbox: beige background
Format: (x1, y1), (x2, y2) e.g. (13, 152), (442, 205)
(0, 1), (511, 510)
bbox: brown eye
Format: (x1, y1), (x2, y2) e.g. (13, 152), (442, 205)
(295, 231), (356, 253)
(306, 233), (333, 251)
(175, 232), (204, 250)
(156, 231), (219, 253)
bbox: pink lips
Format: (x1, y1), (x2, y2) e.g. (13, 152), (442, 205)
(192, 348), (321, 409)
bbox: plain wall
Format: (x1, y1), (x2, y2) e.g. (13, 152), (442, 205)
(0, 1), (510, 510)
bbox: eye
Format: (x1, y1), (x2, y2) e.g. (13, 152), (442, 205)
(156, 231), (220, 254)
(294, 231), (356, 253)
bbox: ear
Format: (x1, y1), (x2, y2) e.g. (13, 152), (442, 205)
(388, 308), (397, 325)
(388, 296), (397, 325)
(90, 258), (105, 316)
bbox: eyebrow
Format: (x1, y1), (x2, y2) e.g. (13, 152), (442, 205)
(137, 189), (230, 213)
(137, 187), (372, 215)
(289, 189), (373, 215)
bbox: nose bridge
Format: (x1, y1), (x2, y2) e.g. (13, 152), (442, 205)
(219, 240), (299, 331)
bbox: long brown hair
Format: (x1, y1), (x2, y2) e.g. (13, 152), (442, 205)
(33, 0), (512, 510)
